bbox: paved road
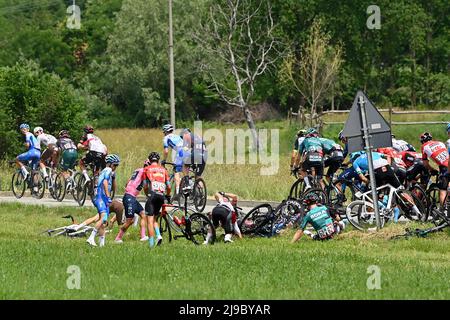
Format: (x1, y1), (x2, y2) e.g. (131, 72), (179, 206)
(0, 194), (278, 213)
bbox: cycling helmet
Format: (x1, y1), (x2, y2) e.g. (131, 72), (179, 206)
(419, 132), (432, 144)
(33, 126), (43, 134)
(350, 151), (364, 162)
(19, 123), (30, 130)
(148, 151), (160, 162)
(105, 154), (120, 165)
(162, 124), (174, 134)
(406, 144), (416, 152)
(143, 159), (152, 167)
(446, 123), (450, 132)
(84, 125), (94, 134)
(306, 128), (319, 137)
(303, 193), (319, 206)
(297, 129), (307, 137)
(58, 130), (70, 138)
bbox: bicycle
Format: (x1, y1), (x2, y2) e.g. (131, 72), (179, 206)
(54, 168), (81, 202)
(345, 183), (426, 231)
(289, 167), (324, 199)
(157, 186), (215, 245)
(76, 160), (102, 207)
(165, 162), (207, 212)
(43, 215), (95, 237)
(10, 160), (45, 199)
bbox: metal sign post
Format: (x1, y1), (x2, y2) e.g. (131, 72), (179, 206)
(358, 96), (382, 230)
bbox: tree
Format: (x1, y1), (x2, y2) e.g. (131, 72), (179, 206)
(195, 0), (280, 149)
(280, 19), (342, 126)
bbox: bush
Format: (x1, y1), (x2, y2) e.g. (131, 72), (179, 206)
(0, 60), (88, 159)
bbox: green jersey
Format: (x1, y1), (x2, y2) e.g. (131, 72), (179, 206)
(299, 205), (335, 239)
(299, 137), (323, 155)
(319, 138), (338, 154)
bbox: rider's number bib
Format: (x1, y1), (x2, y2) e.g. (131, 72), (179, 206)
(308, 152), (322, 163)
(151, 181), (166, 193)
(317, 223), (335, 239)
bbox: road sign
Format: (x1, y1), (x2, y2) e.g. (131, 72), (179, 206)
(342, 91), (391, 154)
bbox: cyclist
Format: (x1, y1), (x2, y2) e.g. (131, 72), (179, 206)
(180, 128), (208, 178)
(446, 123), (450, 151)
(77, 125), (107, 183)
(338, 130), (349, 159)
(15, 123), (41, 180)
(291, 193), (344, 242)
(319, 136), (344, 183)
(115, 160), (150, 244)
(86, 154), (120, 247)
(143, 152), (171, 248)
(290, 129), (307, 174)
(161, 124), (184, 200)
(420, 132), (449, 206)
(70, 199), (124, 232)
(351, 151), (401, 188)
(376, 147), (407, 185)
(392, 134), (416, 153)
(56, 130), (78, 180)
(205, 191), (242, 244)
(33, 127), (58, 181)
(298, 128), (325, 190)
(400, 149), (430, 187)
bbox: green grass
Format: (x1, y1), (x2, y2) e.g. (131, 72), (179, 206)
(1, 203), (450, 299)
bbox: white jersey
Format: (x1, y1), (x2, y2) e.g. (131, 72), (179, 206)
(392, 138), (411, 152)
(83, 133), (107, 154)
(217, 198), (235, 213)
(36, 133), (57, 150)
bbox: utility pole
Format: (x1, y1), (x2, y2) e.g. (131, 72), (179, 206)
(168, 0), (175, 128)
(358, 95), (382, 230)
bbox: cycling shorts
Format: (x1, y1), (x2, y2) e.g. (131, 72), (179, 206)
(302, 151), (324, 177)
(41, 144), (58, 165)
(324, 156), (343, 178)
(338, 167), (360, 182)
(94, 194), (110, 222)
(183, 149), (207, 176)
(82, 151), (106, 170)
(145, 192), (165, 216)
(59, 149), (78, 171)
(437, 167), (449, 190)
(406, 160), (428, 182)
(17, 149), (41, 169)
(123, 193), (144, 219)
(211, 205), (236, 234)
(374, 165), (400, 188)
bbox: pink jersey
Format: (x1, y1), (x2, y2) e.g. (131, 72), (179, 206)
(124, 168), (146, 197)
(421, 140), (449, 167)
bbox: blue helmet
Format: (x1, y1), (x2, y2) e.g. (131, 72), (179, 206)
(105, 154), (120, 165)
(19, 123), (30, 130)
(350, 151), (364, 162)
(446, 123), (450, 132)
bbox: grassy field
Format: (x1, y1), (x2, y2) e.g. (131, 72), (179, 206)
(0, 203), (449, 299)
(0, 117), (448, 201)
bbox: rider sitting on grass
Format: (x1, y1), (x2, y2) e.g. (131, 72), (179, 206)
(291, 193), (345, 243)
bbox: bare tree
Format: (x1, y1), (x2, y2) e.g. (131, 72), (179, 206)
(280, 19), (342, 127)
(195, 0), (279, 150)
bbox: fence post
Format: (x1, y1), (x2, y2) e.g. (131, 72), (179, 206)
(288, 108), (292, 125)
(389, 105), (392, 127)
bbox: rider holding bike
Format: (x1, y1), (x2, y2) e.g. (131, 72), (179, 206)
(77, 125), (107, 183)
(33, 126), (58, 181)
(115, 160), (151, 244)
(144, 152), (171, 248)
(291, 193), (344, 242)
(420, 132), (449, 206)
(15, 123), (41, 180)
(180, 128), (208, 178)
(86, 154), (120, 247)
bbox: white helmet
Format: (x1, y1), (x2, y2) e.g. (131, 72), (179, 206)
(33, 127), (44, 134)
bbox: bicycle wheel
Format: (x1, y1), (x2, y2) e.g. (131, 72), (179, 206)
(396, 190), (426, 222)
(193, 178), (207, 212)
(326, 181), (355, 208)
(76, 175), (88, 207)
(289, 178), (304, 199)
(31, 171), (45, 199)
(301, 188), (328, 205)
(238, 203), (273, 235)
(55, 172), (67, 202)
(346, 200), (385, 231)
(409, 184), (429, 220)
(48, 170), (58, 200)
(11, 171), (26, 199)
(157, 214), (172, 242)
(72, 172), (83, 202)
(187, 213), (216, 245)
(272, 199), (304, 232)
(426, 184), (440, 216)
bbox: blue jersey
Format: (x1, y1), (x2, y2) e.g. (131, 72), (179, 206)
(352, 152), (388, 175)
(163, 133), (183, 151)
(25, 132), (39, 151)
(96, 167), (114, 198)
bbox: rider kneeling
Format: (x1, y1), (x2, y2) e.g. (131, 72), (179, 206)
(291, 193), (344, 243)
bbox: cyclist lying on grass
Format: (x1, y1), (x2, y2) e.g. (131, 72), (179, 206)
(205, 191), (242, 244)
(291, 193), (345, 242)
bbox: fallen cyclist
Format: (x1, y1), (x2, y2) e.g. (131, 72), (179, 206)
(291, 193), (345, 243)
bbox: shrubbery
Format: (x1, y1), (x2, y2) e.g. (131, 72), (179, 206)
(0, 60), (88, 159)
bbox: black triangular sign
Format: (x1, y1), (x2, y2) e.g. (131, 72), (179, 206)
(342, 91), (392, 153)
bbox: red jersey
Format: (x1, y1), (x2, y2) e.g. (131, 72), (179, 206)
(400, 151), (422, 168)
(377, 147), (406, 168)
(144, 163), (170, 194)
(421, 140), (449, 168)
